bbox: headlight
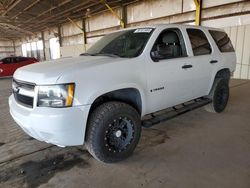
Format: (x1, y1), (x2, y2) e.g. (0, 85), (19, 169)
(37, 83), (75, 107)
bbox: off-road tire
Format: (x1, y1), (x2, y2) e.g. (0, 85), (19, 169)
(85, 101), (141, 163)
(205, 78), (229, 113)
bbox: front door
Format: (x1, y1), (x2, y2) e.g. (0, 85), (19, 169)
(145, 28), (195, 114)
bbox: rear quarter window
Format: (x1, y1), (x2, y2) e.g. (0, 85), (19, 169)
(186, 29), (212, 56)
(209, 30), (235, 52)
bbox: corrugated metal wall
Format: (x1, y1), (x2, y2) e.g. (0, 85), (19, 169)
(0, 40), (15, 57)
(224, 25), (250, 79)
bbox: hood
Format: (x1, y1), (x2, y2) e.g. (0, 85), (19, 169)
(14, 56), (127, 84)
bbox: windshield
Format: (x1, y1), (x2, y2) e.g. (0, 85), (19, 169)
(85, 28), (154, 58)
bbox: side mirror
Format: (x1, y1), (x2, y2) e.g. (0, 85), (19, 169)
(151, 51), (162, 62)
(151, 45), (174, 62)
(151, 46), (171, 61)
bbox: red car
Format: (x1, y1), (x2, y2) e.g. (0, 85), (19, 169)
(0, 56), (38, 77)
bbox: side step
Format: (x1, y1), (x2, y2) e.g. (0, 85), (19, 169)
(142, 98), (211, 128)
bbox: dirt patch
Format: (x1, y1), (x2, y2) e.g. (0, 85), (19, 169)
(0, 142), (5, 146)
(137, 128), (170, 151)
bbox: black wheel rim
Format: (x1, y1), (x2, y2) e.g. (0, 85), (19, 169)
(104, 117), (134, 153)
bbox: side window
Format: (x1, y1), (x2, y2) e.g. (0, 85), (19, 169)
(187, 29), (212, 56)
(2, 58), (11, 64)
(209, 30), (235, 52)
(15, 57), (20, 63)
(8, 57), (16, 63)
(151, 28), (187, 61)
(16, 57), (26, 62)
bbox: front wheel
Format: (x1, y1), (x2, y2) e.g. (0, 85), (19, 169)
(85, 102), (141, 163)
(205, 78), (229, 113)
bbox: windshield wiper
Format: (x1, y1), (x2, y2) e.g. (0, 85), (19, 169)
(81, 52), (124, 58)
(91, 52), (121, 58)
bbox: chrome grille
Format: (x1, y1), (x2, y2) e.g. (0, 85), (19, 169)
(12, 79), (35, 108)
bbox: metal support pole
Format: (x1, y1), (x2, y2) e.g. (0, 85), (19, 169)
(67, 17), (84, 32)
(121, 5), (127, 28)
(58, 26), (62, 47)
(41, 31), (46, 60)
(194, 0), (202, 26)
(12, 40), (16, 55)
(82, 18), (87, 51)
(100, 0), (125, 28)
(67, 17), (87, 51)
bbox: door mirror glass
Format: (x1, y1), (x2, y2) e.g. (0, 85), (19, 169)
(150, 51), (162, 61)
(151, 45), (174, 61)
(157, 45), (174, 57)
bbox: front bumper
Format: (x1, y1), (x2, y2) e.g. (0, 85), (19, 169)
(9, 94), (91, 147)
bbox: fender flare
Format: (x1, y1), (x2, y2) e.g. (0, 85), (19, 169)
(87, 83), (147, 116)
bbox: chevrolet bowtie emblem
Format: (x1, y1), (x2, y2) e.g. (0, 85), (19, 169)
(13, 85), (20, 93)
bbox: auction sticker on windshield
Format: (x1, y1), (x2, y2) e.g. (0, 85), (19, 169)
(134, 28), (153, 33)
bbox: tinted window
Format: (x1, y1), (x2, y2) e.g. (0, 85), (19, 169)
(2, 58), (13, 64)
(187, 29), (212, 56)
(86, 28), (154, 58)
(209, 30), (234, 52)
(15, 57), (27, 62)
(151, 28), (187, 60)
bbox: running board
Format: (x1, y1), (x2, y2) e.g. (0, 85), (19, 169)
(142, 98), (211, 128)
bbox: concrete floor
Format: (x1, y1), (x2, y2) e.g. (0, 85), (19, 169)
(0, 78), (250, 188)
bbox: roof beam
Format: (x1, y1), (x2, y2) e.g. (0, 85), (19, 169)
(0, 0), (137, 39)
(2, 0), (22, 16)
(23, 1), (99, 31)
(22, 0), (72, 24)
(0, 22), (34, 35)
(11, 0), (41, 19)
(36, 5), (118, 32)
(24, 0), (125, 31)
(24, 0), (126, 32)
(100, 0), (125, 28)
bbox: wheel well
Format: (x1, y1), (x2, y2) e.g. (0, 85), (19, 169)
(89, 88), (142, 115)
(215, 69), (230, 82)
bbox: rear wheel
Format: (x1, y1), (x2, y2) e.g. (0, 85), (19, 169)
(205, 78), (229, 113)
(85, 101), (141, 163)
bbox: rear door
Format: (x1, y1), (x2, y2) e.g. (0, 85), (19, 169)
(184, 28), (216, 98)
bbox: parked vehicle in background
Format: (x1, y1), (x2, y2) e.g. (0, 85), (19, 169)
(0, 56), (38, 77)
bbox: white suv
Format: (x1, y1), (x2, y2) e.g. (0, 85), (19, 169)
(9, 24), (236, 163)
